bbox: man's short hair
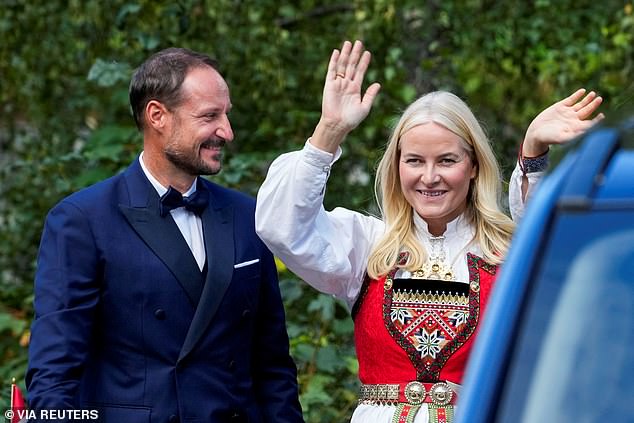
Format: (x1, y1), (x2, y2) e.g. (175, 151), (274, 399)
(129, 47), (219, 130)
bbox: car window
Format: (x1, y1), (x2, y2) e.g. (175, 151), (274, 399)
(495, 211), (634, 422)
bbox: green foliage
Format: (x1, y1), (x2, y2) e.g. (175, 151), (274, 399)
(0, 308), (29, 412)
(279, 274), (358, 421)
(1, 0), (631, 420)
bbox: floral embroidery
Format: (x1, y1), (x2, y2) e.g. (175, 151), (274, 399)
(414, 328), (443, 359)
(383, 252), (496, 380)
(447, 310), (468, 327)
(391, 307), (413, 325)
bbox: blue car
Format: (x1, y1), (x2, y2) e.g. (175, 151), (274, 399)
(456, 116), (634, 422)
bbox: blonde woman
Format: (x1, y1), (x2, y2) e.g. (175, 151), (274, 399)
(255, 40), (602, 423)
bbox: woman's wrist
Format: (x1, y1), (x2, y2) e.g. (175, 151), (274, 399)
(518, 138), (549, 176)
(521, 134), (549, 158)
(310, 119), (350, 154)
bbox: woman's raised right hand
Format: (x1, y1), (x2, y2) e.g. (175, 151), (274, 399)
(310, 40), (381, 154)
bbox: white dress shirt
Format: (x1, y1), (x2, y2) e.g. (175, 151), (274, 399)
(139, 153), (206, 270)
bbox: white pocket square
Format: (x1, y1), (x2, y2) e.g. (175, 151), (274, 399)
(234, 259), (259, 269)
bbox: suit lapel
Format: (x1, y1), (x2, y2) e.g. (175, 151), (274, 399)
(119, 160), (203, 307)
(178, 187), (235, 362)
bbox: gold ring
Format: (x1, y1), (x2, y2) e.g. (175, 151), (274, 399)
(336, 72), (345, 78)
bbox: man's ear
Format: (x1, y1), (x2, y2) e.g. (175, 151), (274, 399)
(145, 100), (169, 130)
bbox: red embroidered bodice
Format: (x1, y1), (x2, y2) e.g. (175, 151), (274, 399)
(353, 253), (498, 385)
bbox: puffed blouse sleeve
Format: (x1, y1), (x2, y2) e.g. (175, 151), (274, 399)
(508, 160), (547, 221)
(255, 140), (385, 309)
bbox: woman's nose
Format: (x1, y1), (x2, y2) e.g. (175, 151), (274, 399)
(420, 165), (440, 185)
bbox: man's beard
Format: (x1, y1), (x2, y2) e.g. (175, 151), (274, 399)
(164, 138), (225, 176)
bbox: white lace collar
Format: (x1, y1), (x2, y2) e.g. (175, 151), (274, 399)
(394, 210), (479, 283)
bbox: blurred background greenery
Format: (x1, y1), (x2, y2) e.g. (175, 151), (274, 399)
(0, 0), (632, 421)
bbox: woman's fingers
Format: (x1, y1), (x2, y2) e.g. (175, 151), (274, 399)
(560, 88), (603, 121)
(361, 82), (382, 110)
(592, 112), (606, 123)
(577, 95), (603, 119)
(354, 50), (372, 83)
(329, 40), (369, 81)
(326, 48), (340, 81)
(562, 88), (587, 106)
(346, 40), (364, 80)
(323, 39), (379, 121)
(573, 90), (596, 111)
(336, 41), (352, 78)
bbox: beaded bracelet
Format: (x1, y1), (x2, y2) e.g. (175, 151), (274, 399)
(518, 140), (549, 177)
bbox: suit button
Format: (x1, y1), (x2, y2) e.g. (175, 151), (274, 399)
(168, 415), (179, 423)
(154, 309), (166, 320)
(241, 309), (251, 318)
(229, 360), (237, 370)
(230, 411), (244, 421)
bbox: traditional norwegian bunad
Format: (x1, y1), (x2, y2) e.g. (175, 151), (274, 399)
(255, 142), (527, 423)
(352, 249), (498, 423)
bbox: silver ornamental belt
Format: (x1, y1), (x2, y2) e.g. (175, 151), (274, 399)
(358, 381), (460, 406)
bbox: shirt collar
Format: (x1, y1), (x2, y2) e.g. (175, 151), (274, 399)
(412, 210), (474, 241)
(139, 151), (197, 197)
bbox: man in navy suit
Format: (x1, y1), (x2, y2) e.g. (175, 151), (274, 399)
(26, 47), (304, 423)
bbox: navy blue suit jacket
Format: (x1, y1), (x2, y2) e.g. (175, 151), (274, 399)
(26, 159), (303, 423)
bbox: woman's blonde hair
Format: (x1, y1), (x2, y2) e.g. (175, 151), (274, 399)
(366, 91), (515, 279)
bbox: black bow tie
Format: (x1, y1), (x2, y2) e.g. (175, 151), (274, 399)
(159, 184), (209, 217)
